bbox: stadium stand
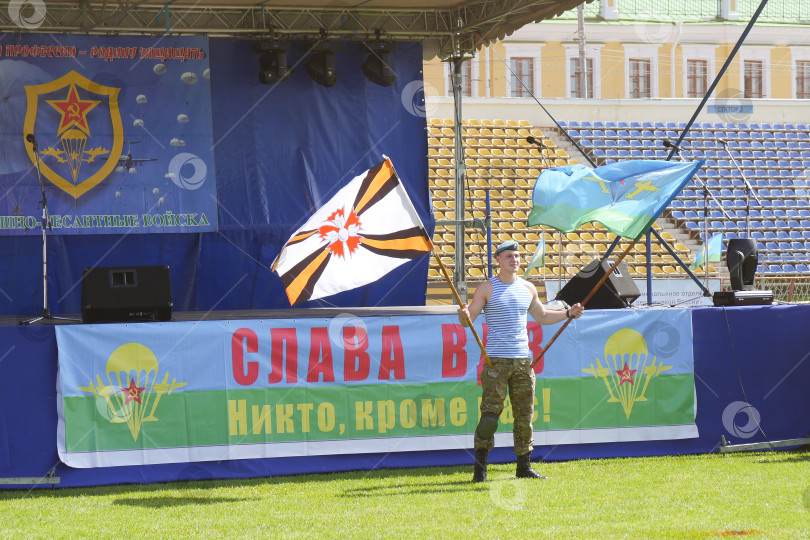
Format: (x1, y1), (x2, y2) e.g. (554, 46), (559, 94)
(428, 118), (810, 292)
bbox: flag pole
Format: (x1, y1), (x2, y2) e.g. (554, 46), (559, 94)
(531, 240), (636, 368)
(433, 252), (493, 368)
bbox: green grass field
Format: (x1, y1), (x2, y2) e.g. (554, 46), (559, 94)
(2, 450), (809, 538)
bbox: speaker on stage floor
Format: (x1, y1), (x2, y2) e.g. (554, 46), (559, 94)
(81, 265), (173, 323)
(555, 258), (640, 309)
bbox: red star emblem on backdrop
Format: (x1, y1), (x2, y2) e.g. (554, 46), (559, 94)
(319, 207), (362, 258)
(122, 379), (145, 404)
(616, 362), (637, 385)
(46, 83), (100, 136)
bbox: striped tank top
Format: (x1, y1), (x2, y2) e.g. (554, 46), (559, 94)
(484, 276), (531, 357)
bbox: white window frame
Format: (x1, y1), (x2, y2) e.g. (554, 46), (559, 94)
(790, 47), (810, 99)
(738, 47), (770, 99)
(563, 44), (603, 99)
(443, 56), (479, 98)
(623, 44), (660, 99)
(503, 43), (543, 98)
(680, 44), (717, 99)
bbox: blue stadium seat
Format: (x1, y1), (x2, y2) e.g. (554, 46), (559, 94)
(642, 149), (656, 158)
(796, 264), (809, 273)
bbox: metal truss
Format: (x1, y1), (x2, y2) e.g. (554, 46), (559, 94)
(0, 0), (589, 55)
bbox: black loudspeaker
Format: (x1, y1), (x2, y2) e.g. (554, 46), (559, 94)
(726, 238), (758, 291)
(556, 258), (640, 309)
(81, 266), (173, 323)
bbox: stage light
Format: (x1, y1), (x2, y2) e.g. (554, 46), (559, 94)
(362, 41), (397, 87)
(306, 42), (340, 87)
(712, 237), (773, 306)
(255, 41), (292, 85)
(726, 238), (758, 291)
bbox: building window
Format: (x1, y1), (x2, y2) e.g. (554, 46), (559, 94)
(687, 59), (708, 98)
(629, 58), (651, 98)
(510, 57), (534, 97)
(743, 60), (763, 98)
(569, 57), (594, 98)
(797, 60), (810, 99)
(446, 61), (472, 97)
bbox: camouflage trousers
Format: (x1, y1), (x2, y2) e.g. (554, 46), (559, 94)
(474, 356), (535, 456)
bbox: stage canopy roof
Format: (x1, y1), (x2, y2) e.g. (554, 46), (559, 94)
(1, 0), (593, 55)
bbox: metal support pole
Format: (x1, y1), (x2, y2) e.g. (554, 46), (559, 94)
(451, 54), (467, 303)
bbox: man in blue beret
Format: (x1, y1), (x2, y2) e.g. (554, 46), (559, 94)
(458, 239), (584, 482)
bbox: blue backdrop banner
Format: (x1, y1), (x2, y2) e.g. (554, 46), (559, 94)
(0, 37), (431, 315)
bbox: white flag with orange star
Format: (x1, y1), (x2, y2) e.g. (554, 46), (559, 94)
(272, 158), (433, 305)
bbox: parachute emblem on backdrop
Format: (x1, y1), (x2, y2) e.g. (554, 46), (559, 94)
(78, 343), (186, 441)
(581, 328), (672, 419)
(23, 70), (124, 198)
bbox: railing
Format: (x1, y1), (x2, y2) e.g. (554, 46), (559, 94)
(756, 276), (810, 302)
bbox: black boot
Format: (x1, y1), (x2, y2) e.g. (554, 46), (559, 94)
(516, 453), (546, 479)
(472, 448), (489, 482)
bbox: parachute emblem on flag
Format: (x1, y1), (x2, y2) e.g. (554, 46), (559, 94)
(273, 158), (433, 305)
(581, 329), (672, 419)
(77, 343), (187, 441)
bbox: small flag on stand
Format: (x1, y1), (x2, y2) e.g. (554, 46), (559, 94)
(523, 237), (545, 279)
(689, 232), (724, 270)
(527, 159), (705, 241)
(272, 158), (432, 305)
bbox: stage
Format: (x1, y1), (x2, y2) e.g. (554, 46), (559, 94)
(1, 304), (808, 489)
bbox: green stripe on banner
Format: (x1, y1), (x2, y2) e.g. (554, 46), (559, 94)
(63, 375), (694, 453)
